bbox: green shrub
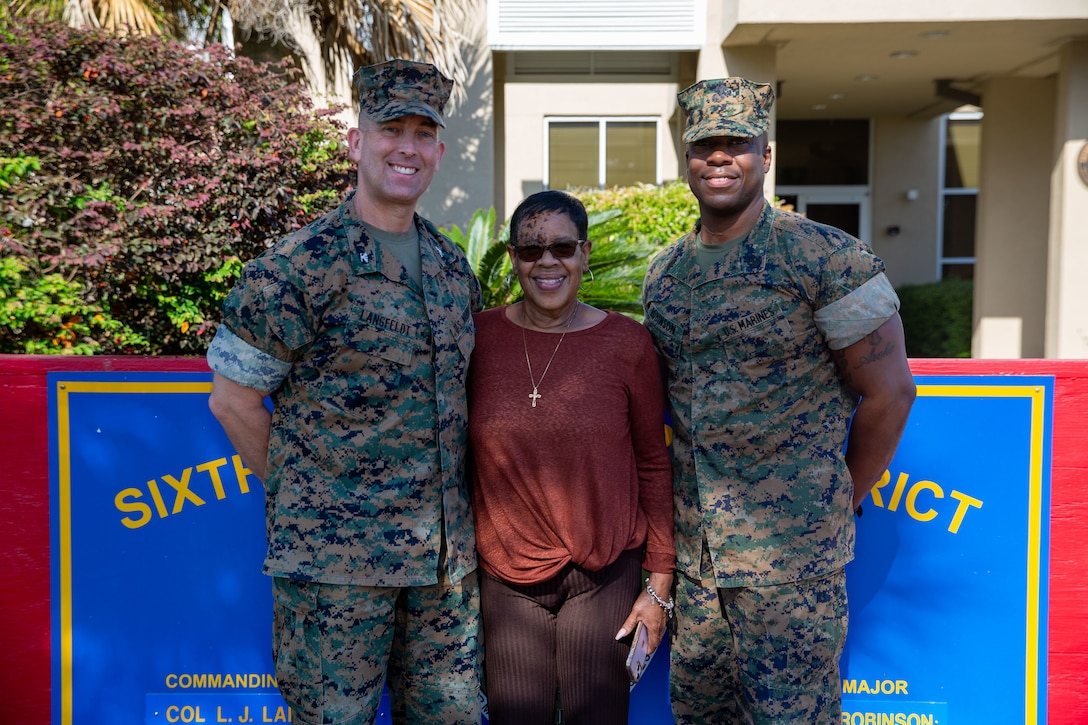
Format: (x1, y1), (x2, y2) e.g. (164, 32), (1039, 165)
(0, 20), (352, 355)
(576, 180), (699, 245)
(442, 207), (513, 310)
(896, 278), (974, 358)
(0, 256), (137, 353)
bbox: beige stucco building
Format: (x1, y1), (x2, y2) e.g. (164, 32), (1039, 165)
(420, 0), (1088, 359)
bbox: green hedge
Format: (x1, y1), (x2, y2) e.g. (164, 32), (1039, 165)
(577, 180), (699, 245)
(896, 278), (973, 358)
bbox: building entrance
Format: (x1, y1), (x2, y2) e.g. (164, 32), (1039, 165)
(775, 185), (871, 242)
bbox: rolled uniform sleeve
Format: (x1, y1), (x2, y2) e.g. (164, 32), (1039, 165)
(207, 326), (292, 392)
(208, 256), (316, 391)
(814, 272), (901, 350)
(207, 197), (480, 588)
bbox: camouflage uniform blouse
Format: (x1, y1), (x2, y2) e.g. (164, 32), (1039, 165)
(642, 202), (899, 588)
(208, 193), (482, 587)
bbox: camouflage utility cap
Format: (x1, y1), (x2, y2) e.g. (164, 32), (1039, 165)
(678, 77), (775, 143)
(353, 58), (453, 127)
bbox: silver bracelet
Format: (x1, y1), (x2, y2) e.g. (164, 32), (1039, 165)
(645, 578), (674, 619)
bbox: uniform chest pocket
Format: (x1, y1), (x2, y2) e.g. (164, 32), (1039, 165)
(341, 323), (416, 368)
(715, 304), (796, 361)
(645, 303), (686, 361)
(313, 322), (423, 415)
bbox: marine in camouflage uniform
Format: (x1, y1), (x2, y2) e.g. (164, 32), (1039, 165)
(642, 77), (916, 724)
(207, 59), (484, 725)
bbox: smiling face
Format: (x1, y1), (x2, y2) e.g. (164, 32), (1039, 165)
(348, 114), (445, 217)
(509, 210), (591, 324)
(686, 133), (771, 233)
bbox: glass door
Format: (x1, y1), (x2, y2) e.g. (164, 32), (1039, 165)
(775, 186), (871, 242)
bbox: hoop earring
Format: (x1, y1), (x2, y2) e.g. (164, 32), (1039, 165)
(580, 267), (595, 290)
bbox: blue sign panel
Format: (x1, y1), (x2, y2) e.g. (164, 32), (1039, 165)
(840, 377), (1052, 725)
(49, 373), (280, 724)
(49, 373), (1052, 724)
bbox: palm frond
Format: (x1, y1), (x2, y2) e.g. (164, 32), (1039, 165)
(228, 0), (469, 107)
(580, 231), (658, 319)
(9, 0), (216, 39)
(462, 207), (495, 273)
(442, 208), (518, 309)
(477, 241), (519, 308)
(5, 0), (65, 25)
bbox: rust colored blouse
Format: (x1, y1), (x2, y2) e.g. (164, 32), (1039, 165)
(468, 307), (675, 585)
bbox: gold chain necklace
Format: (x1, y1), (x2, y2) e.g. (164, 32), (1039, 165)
(522, 302), (579, 408)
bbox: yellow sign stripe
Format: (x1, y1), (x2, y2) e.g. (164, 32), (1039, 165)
(917, 383), (1047, 724)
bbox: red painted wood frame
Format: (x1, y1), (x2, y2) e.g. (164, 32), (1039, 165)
(2, 356), (1086, 723)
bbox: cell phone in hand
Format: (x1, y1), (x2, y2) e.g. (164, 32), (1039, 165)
(625, 621), (653, 685)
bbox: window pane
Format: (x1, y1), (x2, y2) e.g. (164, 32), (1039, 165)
(945, 119), (981, 188)
(942, 195), (977, 259)
(804, 203), (860, 238)
(549, 122), (599, 189)
(605, 122), (656, 187)
(941, 263), (975, 281)
(776, 120), (870, 185)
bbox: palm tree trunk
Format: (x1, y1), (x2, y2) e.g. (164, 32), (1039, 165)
(278, 3), (354, 121)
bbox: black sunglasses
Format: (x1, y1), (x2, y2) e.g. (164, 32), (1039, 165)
(511, 240), (586, 262)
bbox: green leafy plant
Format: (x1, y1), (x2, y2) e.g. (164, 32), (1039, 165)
(445, 181), (702, 319)
(577, 180), (699, 245)
(0, 155), (41, 191)
(576, 210), (660, 319)
(444, 207), (518, 309)
(896, 278), (974, 358)
(0, 19), (353, 354)
(0, 256), (139, 354)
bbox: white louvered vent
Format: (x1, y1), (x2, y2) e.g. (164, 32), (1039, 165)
(511, 51), (675, 77)
(489, 0), (705, 50)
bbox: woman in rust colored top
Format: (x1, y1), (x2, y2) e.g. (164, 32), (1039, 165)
(469, 190), (675, 725)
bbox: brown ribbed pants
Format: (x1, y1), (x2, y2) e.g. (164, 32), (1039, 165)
(479, 548), (642, 725)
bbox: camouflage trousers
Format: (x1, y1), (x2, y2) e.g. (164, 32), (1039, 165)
(272, 573), (482, 725)
(670, 568), (847, 725)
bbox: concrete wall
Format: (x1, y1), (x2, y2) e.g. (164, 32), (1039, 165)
(731, 0), (1088, 24)
(417, 0), (495, 231)
(871, 118), (943, 289)
(478, 3), (1088, 361)
(1045, 40), (1088, 359)
(974, 77), (1055, 359)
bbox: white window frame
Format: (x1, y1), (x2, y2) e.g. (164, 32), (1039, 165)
(543, 116), (663, 190)
(937, 111), (983, 278)
(774, 186), (872, 244)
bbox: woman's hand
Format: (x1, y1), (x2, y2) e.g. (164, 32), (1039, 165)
(614, 571), (674, 653)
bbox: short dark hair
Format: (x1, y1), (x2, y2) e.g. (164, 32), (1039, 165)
(509, 190), (588, 245)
